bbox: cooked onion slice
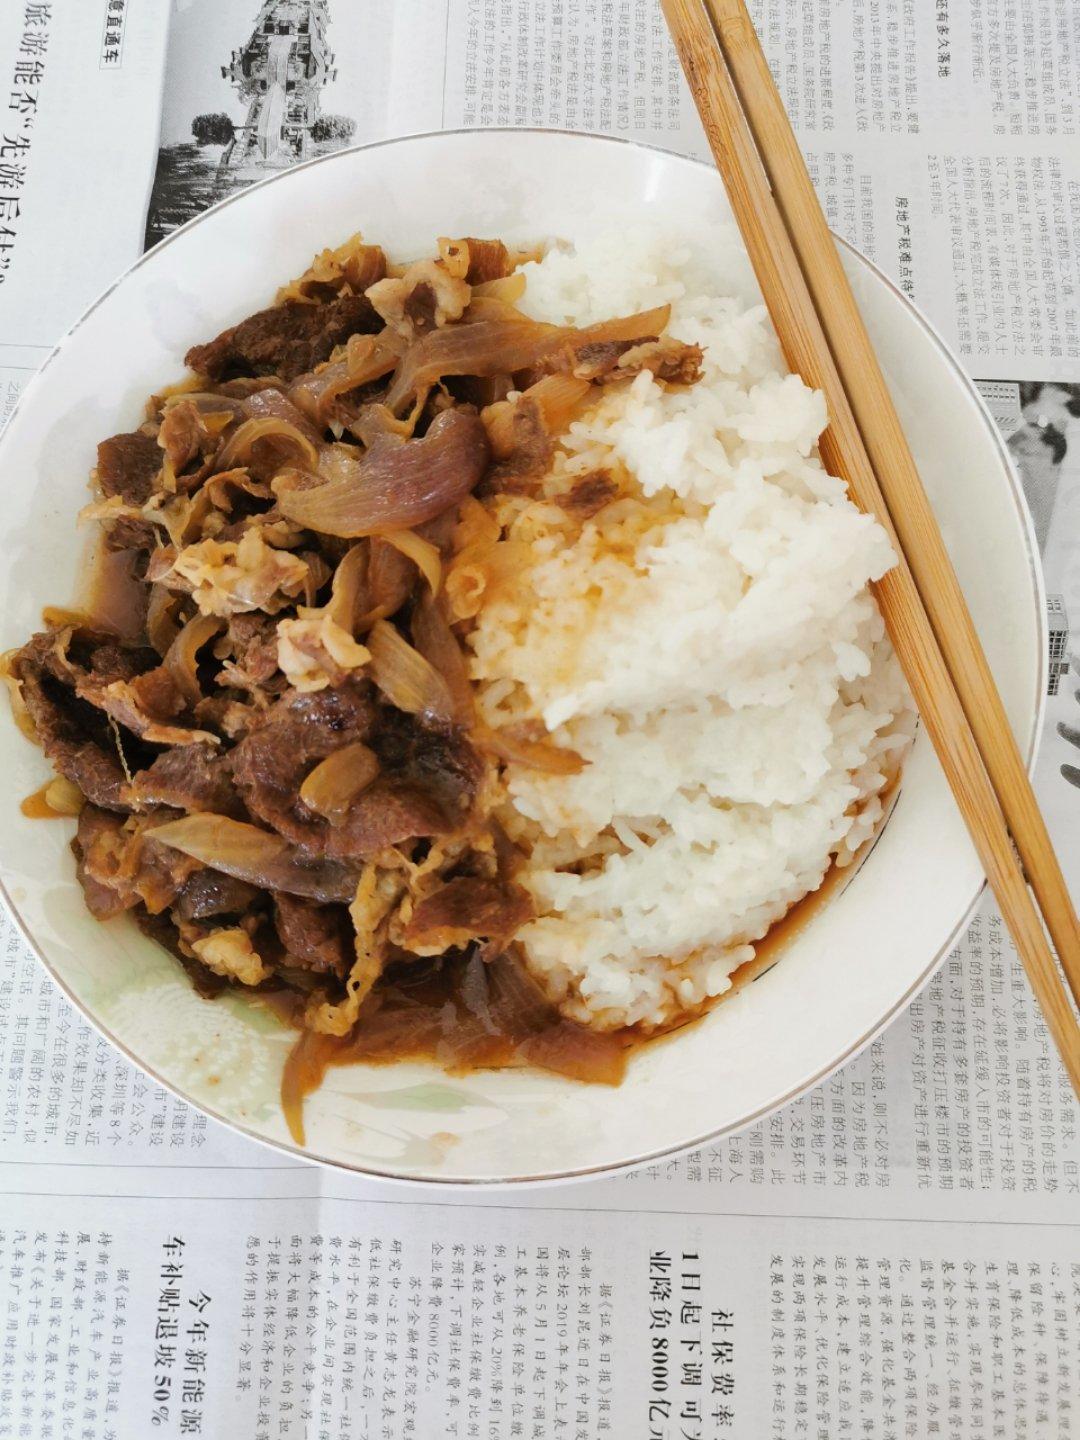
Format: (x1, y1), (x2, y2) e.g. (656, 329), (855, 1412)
(482, 373), (591, 458)
(384, 318), (563, 413)
(476, 722), (585, 775)
(163, 614), (223, 706)
(324, 543), (368, 632)
(278, 409), (489, 538)
(299, 742), (380, 825)
(367, 619), (454, 722)
(288, 330), (405, 426)
(528, 372), (592, 432)
(381, 529), (442, 595)
(470, 271), (526, 303)
(214, 416), (319, 473)
(20, 777), (86, 819)
(150, 814), (359, 902)
(364, 538), (415, 623)
(411, 592), (473, 723)
(570, 304), (671, 347)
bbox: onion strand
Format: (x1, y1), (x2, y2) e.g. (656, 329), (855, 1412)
(367, 619), (454, 722)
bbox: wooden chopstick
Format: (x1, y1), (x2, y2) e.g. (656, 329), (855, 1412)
(661, 0), (1080, 1096)
(706, 0), (1080, 1012)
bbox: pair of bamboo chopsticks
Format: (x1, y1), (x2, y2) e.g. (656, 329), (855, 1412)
(662, 0), (1080, 1095)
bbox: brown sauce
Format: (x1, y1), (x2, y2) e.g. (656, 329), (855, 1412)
(275, 949), (628, 1144)
(272, 856), (868, 1146)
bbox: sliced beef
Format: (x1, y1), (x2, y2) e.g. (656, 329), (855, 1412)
(129, 745), (244, 817)
(62, 633), (158, 687)
(104, 515), (159, 555)
(96, 431), (161, 506)
(273, 893), (350, 974)
(370, 709), (483, 828)
(72, 804), (198, 917)
(530, 334), (703, 386)
(402, 877), (534, 953)
(616, 337), (704, 385)
(229, 682), (480, 859)
(15, 639), (130, 811)
(229, 682), (376, 849)
(186, 294), (380, 383)
(66, 641), (219, 747)
(558, 469), (619, 520)
(72, 805), (133, 919)
(174, 869), (260, 923)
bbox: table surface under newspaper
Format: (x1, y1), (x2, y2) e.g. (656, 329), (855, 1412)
(0, 3), (1077, 1437)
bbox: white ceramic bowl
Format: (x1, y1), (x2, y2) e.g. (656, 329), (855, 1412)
(0, 131), (1044, 1185)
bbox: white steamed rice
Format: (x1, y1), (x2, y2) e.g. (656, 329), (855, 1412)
(465, 226), (915, 1031)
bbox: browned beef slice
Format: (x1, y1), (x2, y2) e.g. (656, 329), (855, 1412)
(130, 835), (201, 915)
(174, 869), (260, 923)
(229, 683), (479, 859)
(129, 746), (244, 817)
(273, 893), (350, 974)
(558, 469), (619, 519)
(59, 632), (156, 687)
(104, 515), (159, 554)
(15, 641), (130, 811)
(402, 877), (534, 950)
(370, 710), (483, 830)
(96, 432), (161, 505)
(71, 805), (195, 918)
(185, 294), (379, 383)
(72, 805), (131, 919)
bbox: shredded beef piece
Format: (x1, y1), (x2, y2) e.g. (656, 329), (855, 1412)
(217, 613), (281, 690)
(14, 639), (131, 811)
(402, 877), (534, 954)
(616, 337), (704, 385)
(129, 745), (244, 817)
(96, 431), (161, 506)
(174, 869), (260, 923)
(480, 397), (552, 496)
(186, 294), (380, 383)
(558, 469), (619, 519)
(531, 334), (703, 387)
(569, 338), (642, 380)
(273, 893), (351, 974)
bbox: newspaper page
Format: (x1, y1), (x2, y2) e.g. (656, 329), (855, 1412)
(0, 2), (1078, 1436)
(0, 0), (169, 427)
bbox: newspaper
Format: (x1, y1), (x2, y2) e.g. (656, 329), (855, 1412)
(1, 1), (1078, 1435)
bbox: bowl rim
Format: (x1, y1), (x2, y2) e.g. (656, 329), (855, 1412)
(0, 126), (1047, 1188)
